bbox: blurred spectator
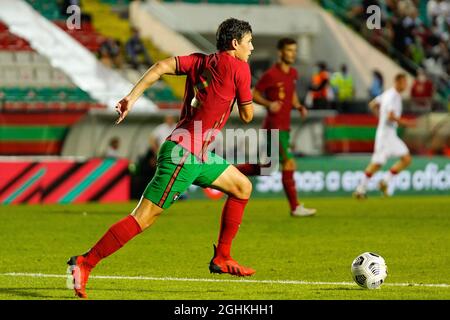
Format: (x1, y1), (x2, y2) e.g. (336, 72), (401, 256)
(125, 28), (152, 70)
(392, 14), (411, 55)
(135, 137), (158, 195)
(60, 0), (80, 14)
(408, 35), (426, 65)
(105, 137), (120, 158)
(332, 0), (449, 102)
(99, 38), (123, 68)
(369, 70), (384, 99)
(330, 64), (354, 103)
(151, 115), (177, 150)
(369, 19), (395, 54)
(348, 0), (382, 23)
(427, 0), (450, 27)
(410, 68), (434, 110)
(309, 62), (331, 109)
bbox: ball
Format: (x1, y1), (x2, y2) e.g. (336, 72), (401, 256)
(351, 252), (388, 289)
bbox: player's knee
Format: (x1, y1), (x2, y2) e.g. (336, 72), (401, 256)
(132, 203), (163, 230)
(136, 210), (162, 230)
(287, 159), (296, 171)
(235, 176), (252, 199)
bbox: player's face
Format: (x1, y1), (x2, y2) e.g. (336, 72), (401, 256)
(396, 77), (408, 92)
(235, 33), (254, 62)
(279, 43), (297, 65)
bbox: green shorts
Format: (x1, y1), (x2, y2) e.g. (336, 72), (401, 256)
(143, 140), (230, 209)
(268, 130), (293, 163)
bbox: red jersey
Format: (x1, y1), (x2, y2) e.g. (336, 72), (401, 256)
(256, 64), (298, 131)
(411, 80), (433, 99)
(167, 52), (252, 160)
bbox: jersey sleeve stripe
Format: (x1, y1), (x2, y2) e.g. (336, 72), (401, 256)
(239, 100), (253, 106)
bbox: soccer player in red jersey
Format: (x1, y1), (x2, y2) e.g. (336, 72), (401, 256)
(67, 18), (256, 299)
(237, 38), (317, 217)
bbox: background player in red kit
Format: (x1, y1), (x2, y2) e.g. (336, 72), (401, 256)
(67, 18), (256, 299)
(237, 38), (316, 217)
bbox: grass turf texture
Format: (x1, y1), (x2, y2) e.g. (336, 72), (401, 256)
(0, 196), (449, 300)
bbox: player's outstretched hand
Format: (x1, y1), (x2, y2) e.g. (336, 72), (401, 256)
(115, 97), (132, 124)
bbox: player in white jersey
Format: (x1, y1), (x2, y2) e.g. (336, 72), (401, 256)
(354, 73), (416, 198)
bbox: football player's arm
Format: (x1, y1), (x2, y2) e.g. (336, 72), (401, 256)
(387, 111), (416, 127)
(115, 57), (176, 124)
(368, 98), (380, 117)
(238, 102), (254, 124)
(253, 88), (281, 112)
(292, 91), (308, 118)
(236, 64), (255, 123)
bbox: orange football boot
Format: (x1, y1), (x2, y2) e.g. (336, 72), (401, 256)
(209, 245), (255, 277)
(67, 255), (91, 299)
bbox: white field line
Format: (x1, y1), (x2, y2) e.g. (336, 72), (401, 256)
(1, 272), (449, 288)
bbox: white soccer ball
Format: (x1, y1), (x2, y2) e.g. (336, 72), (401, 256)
(351, 252), (388, 289)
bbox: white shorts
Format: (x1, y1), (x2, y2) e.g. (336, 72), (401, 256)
(371, 135), (409, 165)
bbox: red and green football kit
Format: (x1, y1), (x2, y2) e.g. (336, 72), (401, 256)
(256, 63), (298, 161)
(238, 63), (300, 211)
(68, 51), (256, 299)
(144, 52), (253, 209)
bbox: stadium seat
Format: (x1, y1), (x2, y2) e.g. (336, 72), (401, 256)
(52, 68), (73, 87)
(0, 51), (15, 65)
(0, 15), (107, 164)
(0, 22), (7, 32)
(31, 52), (50, 65)
(17, 66), (34, 85)
(34, 66), (54, 87)
(0, 67), (19, 86)
(14, 51), (33, 65)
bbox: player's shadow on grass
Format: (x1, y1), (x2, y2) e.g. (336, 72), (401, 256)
(92, 287), (225, 294)
(0, 287), (69, 299)
(317, 287), (362, 291)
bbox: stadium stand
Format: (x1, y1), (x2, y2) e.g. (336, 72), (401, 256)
(82, 0), (183, 105)
(319, 0), (449, 103)
(53, 20), (105, 53)
(0, 21), (105, 155)
(71, 0), (181, 107)
(1, 0), (446, 158)
(0, 112), (86, 155)
(21, 0), (181, 108)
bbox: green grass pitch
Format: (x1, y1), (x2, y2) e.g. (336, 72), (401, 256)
(0, 196), (449, 300)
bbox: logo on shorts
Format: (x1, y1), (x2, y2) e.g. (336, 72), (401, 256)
(172, 192), (181, 202)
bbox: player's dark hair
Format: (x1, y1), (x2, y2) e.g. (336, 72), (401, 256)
(277, 37), (297, 50)
(395, 73), (407, 82)
(317, 61), (327, 71)
(216, 18), (252, 51)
